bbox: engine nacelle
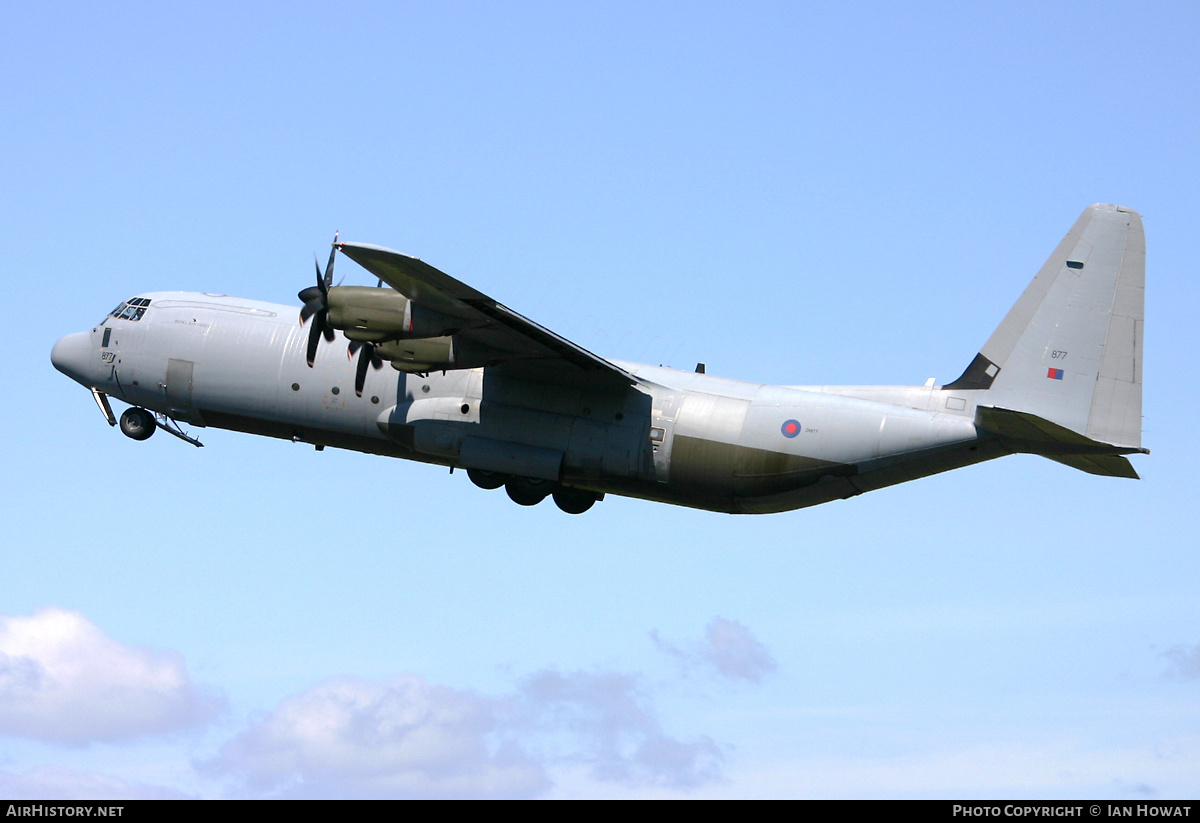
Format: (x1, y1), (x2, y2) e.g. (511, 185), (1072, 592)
(327, 286), (467, 341)
(376, 336), (457, 373)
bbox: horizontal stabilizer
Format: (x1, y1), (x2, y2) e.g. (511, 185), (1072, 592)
(976, 406), (1145, 479)
(977, 406), (1109, 448)
(1043, 453), (1139, 479)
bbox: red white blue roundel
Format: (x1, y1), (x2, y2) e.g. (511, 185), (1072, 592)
(781, 419), (801, 438)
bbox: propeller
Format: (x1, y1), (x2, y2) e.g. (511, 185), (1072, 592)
(347, 339), (384, 397)
(298, 232), (339, 367)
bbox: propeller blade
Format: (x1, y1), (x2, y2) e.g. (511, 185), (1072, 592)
(300, 299), (321, 325)
(306, 319), (323, 367)
(298, 232), (342, 366)
(322, 231), (338, 290)
(354, 342), (372, 397)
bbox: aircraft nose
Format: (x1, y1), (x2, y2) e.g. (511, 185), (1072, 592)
(51, 331), (94, 387)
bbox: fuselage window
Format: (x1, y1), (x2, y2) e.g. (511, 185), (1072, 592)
(101, 327), (111, 348)
(108, 297), (151, 322)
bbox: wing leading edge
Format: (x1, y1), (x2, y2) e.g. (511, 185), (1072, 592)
(335, 242), (641, 389)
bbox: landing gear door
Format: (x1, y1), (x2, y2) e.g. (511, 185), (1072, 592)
(649, 390), (682, 483)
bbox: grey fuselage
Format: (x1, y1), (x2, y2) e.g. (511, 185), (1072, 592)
(55, 291), (996, 514)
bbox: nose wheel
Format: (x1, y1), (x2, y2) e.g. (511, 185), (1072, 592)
(119, 407), (156, 441)
(115, 407), (203, 447)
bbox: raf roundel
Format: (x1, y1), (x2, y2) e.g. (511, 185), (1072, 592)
(781, 419), (801, 438)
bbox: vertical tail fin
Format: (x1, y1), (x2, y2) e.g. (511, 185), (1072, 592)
(946, 204), (1145, 450)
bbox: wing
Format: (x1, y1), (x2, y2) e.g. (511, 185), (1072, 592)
(335, 242), (641, 389)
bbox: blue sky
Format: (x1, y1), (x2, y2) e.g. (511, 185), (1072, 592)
(2, 0), (1198, 798)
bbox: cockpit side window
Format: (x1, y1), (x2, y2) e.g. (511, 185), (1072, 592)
(107, 297), (151, 322)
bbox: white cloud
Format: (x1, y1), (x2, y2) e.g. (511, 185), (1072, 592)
(0, 609), (223, 744)
(205, 668), (724, 798)
(204, 675), (548, 799)
(0, 613), (737, 797)
(653, 616), (777, 683)
(519, 669), (723, 789)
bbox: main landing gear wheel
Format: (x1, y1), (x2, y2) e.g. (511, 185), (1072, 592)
(505, 477), (550, 506)
(468, 469), (506, 490)
(119, 407), (156, 441)
(552, 489), (598, 515)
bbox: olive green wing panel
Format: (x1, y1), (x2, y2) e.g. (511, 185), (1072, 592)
(336, 242), (640, 389)
(335, 242), (485, 318)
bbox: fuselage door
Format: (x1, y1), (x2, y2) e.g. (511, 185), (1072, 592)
(163, 358), (204, 424)
(649, 390), (682, 483)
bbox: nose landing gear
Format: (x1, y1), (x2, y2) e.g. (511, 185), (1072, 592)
(116, 407), (204, 447)
(119, 407), (156, 441)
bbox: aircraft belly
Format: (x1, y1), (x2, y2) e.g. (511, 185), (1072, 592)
(381, 397), (570, 457)
(656, 391), (984, 512)
(378, 389), (646, 483)
(732, 443), (853, 497)
(663, 392), (749, 498)
(565, 417), (641, 480)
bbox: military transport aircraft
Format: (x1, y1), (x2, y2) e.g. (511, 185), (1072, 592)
(51, 204), (1147, 514)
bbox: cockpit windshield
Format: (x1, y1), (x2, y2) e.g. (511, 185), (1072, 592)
(106, 297), (151, 322)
